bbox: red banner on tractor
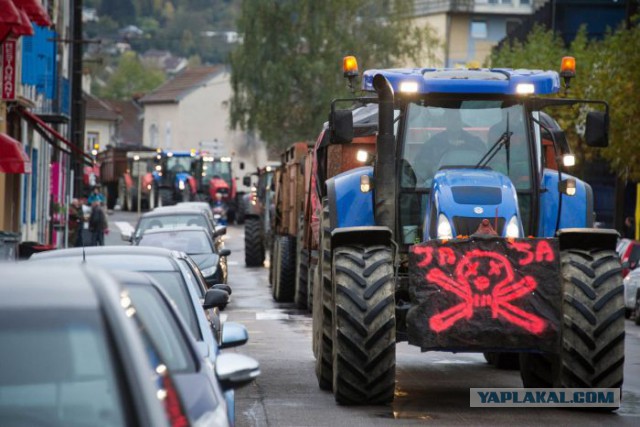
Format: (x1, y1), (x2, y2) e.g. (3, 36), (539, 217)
(407, 237), (562, 353)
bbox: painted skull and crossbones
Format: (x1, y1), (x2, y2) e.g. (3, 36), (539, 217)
(424, 249), (546, 334)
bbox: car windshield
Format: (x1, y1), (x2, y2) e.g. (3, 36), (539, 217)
(0, 310), (127, 427)
(139, 230), (213, 254)
(203, 161), (231, 183)
(401, 100), (531, 190)
(144, 272), (201, 340)
(127, 286), (196, 374)
(136, 214), (209, 237)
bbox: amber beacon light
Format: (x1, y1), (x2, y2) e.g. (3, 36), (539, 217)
(343, 56), (359, 78)
(560, 56), (576, 77)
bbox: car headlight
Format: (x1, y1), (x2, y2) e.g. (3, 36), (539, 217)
(437, 214), (453, 240)
(178, 181), (185, 190)
(201, 265), (217, 277)
(505, 215), (521, 238)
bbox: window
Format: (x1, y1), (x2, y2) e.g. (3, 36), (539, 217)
(471, 21), (488, 39)
(86, 132), (99, 152)
(149, 124), (158, 148)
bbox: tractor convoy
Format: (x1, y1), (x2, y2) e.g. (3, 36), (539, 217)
(246, 56), (624, 408)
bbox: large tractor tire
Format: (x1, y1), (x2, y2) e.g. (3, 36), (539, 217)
(236, 197), (246, 225)
(269, 238), (277, 286)
(313, 202), (333, 390)
(332, 244), (396, 405)
(244, 218), (265, 267)
(307, 250), (318, 313)
(635, 292), (640, 326)
(484, 352), (520, 370)
(295, 215), (308, 309)
(520, 249), (624, 406)
(273, 235), (296, 302)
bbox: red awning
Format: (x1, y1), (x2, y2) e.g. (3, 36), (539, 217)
(17, 108), (94, 165)
(0, 133), (31, 174)
(19, 0), (52, 27)
(0, 0), (22, 41)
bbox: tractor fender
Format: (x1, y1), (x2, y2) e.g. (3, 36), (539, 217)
(331, 226), (392, 250)
(557, 228), (619, 252)
(326, 166), (374, 230)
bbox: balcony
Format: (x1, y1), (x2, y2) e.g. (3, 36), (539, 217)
(414, 0), (536, 16)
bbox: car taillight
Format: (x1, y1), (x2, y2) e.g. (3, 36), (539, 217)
(162, 375), (190, 427)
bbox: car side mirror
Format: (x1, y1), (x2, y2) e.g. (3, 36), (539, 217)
(219, 248), (231, 257)
(220, 322), (248, 349)
(215, 353), (260, 391)
(212, 283), (232, 295)
(202, 288), (229, 310)
(242, 176), (251, 187)
(585, 111), (608, 147)
(329, 109), (353, 144)
(214, 225), (227, 237)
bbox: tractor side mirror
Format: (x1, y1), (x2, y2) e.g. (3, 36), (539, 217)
(243, 176), (251, 187)
(585, 111), (608, 147)
(329, 109), (353, 144)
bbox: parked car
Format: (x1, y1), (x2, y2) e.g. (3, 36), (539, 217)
(123, 206), (227, 244)
(135, 226), (230, 285)
(623, 267), (640, 323)
(617, 238), (640, 278)
(114, 270), (259, 426)
(0, 264), (173, 427)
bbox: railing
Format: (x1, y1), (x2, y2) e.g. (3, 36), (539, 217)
(413, 0), (474, 15)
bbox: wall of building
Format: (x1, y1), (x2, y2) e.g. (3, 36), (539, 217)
(85, 118), (116, 153)
(142, 103), (180, 149)
(412, 13), (448, 67)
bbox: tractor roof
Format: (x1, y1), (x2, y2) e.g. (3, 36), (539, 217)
(362, 68), (560, 96)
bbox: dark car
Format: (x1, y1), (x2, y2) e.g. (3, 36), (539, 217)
(136, 226), (229, 285)
(0, 264), (172, 427)
(113, 271), (259, 427)
(122, 206), (227, 244)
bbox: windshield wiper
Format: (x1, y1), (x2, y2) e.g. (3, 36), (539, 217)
(475, 112), (512, 172)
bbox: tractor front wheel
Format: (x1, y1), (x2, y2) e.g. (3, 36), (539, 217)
(331, 245), (396, 405)
(520, 249), (624, 407)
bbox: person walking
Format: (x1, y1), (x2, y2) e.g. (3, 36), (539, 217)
(88, 201), (107, 246)
(88, 186), (106, 206)
(68, 198), (85, 247)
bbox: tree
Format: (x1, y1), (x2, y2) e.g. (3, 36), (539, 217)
(97, 51), (166, 100)
(230, 0), (440, 152)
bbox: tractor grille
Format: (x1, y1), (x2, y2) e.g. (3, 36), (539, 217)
(452, 216), (505, 236)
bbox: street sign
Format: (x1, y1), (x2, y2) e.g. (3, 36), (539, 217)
(131, 161), (147, 177)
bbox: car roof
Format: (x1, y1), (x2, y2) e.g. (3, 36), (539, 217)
(31, 245), (180, 260)
(141, 208), (208, 218)
(140, 226), (209, 236)
(1, 264), (100, 309)
(110, 270), (157, 286)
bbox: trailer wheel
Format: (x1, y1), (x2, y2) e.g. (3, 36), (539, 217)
(313, 202), (333, 390)
(244, 218), (265, 267)
(295, 215), (308, 309)
(520, 249), (624, 405)
(332, 244), (396, 405)
(273, 235), (296, 302)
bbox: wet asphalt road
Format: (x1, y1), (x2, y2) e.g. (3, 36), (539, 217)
(107, 210), (640, 426)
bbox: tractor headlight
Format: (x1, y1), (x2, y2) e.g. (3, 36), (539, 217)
(178, 181), (185, 190)
(437, 214), (453, 240)
(505, 215), (521, 238)
(201, 265), (217, 277)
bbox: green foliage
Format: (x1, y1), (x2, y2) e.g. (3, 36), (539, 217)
(230, 0), (440, 152)
(490, 22), (640, 179)
(96, 51), (166, 100)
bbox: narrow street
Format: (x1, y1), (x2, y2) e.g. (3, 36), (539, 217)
(107, 210), (640, 427)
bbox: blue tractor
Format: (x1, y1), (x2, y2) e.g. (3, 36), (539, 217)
(153, 150), (198, 206)
(311, 58), (624, 406)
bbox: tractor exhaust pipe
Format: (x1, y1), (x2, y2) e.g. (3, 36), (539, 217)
(373, 74), (396, 235)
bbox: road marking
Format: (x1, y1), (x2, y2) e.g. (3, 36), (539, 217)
(256, 310), (290, 320)
(114, 221), (134, 235)
(227, 261), (239, 266)
(433, 359), (478, 365)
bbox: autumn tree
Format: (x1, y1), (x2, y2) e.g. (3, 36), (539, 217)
(97, 51), (166, 100)
(230, 0), (440, 152)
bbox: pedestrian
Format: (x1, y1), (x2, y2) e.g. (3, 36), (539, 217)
(68, 198), (84, 247)
(88, 201), (108, 246)
(88, 186), (106, 206)
(624, 216), (635, 240)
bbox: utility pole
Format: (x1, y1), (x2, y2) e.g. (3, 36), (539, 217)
(70, 0), (85, 197)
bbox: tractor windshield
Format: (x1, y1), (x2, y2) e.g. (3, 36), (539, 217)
(203, 161), (232, 183)
(401, 100), (531, 191)
(166, 156), (194, 174)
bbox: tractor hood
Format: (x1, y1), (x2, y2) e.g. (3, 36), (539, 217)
(429, 169), (522, 238)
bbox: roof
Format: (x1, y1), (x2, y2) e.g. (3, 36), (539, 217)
(141, 66), (222, 104)
(105, 99), (143, 145)
(84, 92), (119, 121)
(362, 68), (561, 96)
(1, 264), (99, 309)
